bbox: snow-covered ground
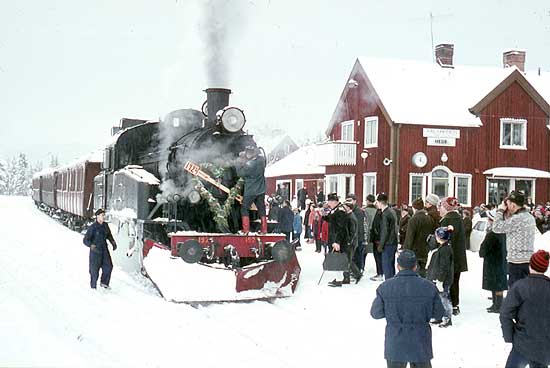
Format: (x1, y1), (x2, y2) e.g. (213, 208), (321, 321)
(0, 196), (528, 367)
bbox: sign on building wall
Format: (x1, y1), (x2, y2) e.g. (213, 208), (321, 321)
(427, 137), (456, 146)
(423, 128), (460, 146)
(423, 128), (460, 139)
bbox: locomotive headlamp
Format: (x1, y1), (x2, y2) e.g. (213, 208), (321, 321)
(220, 107), (246, 133)
(188, 190), (201, 204)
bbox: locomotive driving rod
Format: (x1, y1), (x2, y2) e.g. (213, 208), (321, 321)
(184, 161), (257, 211)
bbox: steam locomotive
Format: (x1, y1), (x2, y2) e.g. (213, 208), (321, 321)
(32, 88), (300, 302)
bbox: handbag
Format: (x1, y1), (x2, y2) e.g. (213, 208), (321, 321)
(322, 252), (349, 271)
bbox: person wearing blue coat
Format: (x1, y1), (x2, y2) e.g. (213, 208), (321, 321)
(83, 209), (117, 289)
(371, 250), (444, 368)
(292, 208), (302, 249)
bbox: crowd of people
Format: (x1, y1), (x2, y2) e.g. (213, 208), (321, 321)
(265, 189), (550, 368)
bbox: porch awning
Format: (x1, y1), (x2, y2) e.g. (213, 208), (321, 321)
(483, 167), (550, 179)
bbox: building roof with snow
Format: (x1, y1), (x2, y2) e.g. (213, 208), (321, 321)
(327, 57), (550, 134)
(265, 145), (325, 178)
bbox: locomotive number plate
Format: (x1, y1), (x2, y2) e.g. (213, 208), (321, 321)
(184, 161), (200, 175)
(198, 237), (209, 245)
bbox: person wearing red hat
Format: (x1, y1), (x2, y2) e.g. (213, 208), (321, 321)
(500, 249), (550, 367)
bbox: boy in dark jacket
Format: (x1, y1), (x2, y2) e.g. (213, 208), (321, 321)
(500, 250), (550, 368)
(427, 226), (454, 327)
(292, 208), (302, 250)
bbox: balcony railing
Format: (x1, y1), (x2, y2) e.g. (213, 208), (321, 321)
(316, 141), (357, 166)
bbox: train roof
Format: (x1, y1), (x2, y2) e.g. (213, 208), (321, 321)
(32, 150), (103, 179)
(108, 120), (159, 146)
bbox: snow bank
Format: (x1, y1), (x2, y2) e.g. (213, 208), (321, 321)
(0, 196), (520, 367)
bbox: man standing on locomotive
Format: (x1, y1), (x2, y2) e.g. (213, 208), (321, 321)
(83, 209), (117, 289)
(236, 145), (267, 234)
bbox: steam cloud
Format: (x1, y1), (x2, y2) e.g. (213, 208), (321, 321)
(199, 0), (248, 87)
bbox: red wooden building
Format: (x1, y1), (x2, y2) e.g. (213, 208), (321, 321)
(265, 145), (325, 204)
(323, 45), (550, 206)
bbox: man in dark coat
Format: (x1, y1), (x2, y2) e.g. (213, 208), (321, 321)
(316, 188), (325, 204)
(363, 195), (377, 268)
(324, 193), (361, 286)
(83, 209), (117, 289)
(500, 250), (550, 368)
(403, 198), (435, 278)
(463, 210), (473, 250)
(370, 207), (384, 280)
(277, 200), (294, 242)
(439, 197), (468, 316)
(347, 194), (366, 273)
(236, 146), (267, 233)
(376, 193), (399, 280)
(297, 186), (308, 210)
(479, 209), (507, 313)
(398, 206), (410, 246)
(371, 250), (444, 368)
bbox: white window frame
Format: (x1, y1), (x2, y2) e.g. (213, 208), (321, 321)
(362, 172), (377, 205)
(427, 165), (454, 200)
(325, 175), (338, 196)
(364, 116), (378, 148)
(454, 174), (472, 207)
(409, 173), (427, 205)
(485, 177), (536, 204)
(325, 174), (354, 201)
(340, 120), (354, 142)
(500, 118), (527, 150)
(275, 179), (292, 201)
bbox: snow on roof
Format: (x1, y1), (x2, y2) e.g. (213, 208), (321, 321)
(33, 149), (103, 178)
(525, 69), (550, 108)
(265, 145), (325, 178)
(356, 57), (518, 127)
(118, 165), (160, 185)
(483, 167), (550, 179)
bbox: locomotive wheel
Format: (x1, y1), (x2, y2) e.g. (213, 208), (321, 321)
(271, 240), (294, 264)
(177, 240), (204, 264)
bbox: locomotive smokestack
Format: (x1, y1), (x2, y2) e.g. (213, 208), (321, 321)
(205, 88), (231, 127)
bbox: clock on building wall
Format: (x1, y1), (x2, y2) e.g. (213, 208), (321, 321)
(412, 152), (428, 168)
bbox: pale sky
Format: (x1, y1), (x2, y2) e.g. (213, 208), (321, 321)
(1, 0), (549, 165)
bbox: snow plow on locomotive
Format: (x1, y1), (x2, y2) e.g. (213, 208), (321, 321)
(33, 88), (301, 303)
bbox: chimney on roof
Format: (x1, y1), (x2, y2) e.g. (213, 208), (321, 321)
(503, 50), (526, 72)
(435, 43), (454, 68)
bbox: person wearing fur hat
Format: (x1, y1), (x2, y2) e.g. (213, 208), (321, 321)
(500, 250), (550, 367)
(479, 209), (508, 313)
(83, 209), (118, 289)
(324, 193), (361, 286)
(425, 193), (441, 233)
(439, 196), (468, 316)
(426, 226), (454, 327)
(492, 190), (537, 288)
(403, 198), (435, 278)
